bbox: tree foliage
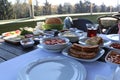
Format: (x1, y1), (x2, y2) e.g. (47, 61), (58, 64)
(42, 0), (51, 15)
(57, 4), (63, 14)
(0, 0), (13, 20)
(13, 0), (29, 19)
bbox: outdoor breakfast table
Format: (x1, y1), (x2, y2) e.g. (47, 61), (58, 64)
(0, 34), (116, 80)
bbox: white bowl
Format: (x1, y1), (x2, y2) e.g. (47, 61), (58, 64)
(58, 31), (81, 42)
(40, 37), (70, 50)
(20, 38), (34, 48)
(105, 50), (120, 71)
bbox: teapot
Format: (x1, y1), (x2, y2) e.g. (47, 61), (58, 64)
(64, 16), (73, 29)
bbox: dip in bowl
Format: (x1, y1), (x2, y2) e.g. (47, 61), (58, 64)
(40, 37), (70, 50)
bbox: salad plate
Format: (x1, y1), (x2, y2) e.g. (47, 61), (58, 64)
(18, 57), (87, 80)
(62, 46), (105, 62)
(3, 35), (24, 44)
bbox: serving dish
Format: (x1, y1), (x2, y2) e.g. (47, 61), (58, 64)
(2, 30), (21, 37)
(105, 50), (120, 70)
(20, 38), (34, 48)
(32, 35), (44, 44)
(62, 46), (105, 62)
(58, 31), (83, 42)
(3, 35), (24, 44)
(40, 37), (70, 50)
(106, 34), (119, 41)
(79, 37), (111, 46)
(18, 57), (87, 80)
(106, 42), (120, 50)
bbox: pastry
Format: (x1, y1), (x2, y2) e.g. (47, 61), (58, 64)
(85, 36), (103, 45)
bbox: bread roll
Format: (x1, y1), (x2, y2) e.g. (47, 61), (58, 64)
(45, 18), (62, 24)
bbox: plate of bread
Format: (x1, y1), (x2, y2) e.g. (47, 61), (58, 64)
(79, 36), (111, 46)
(62, 43), (105, 62)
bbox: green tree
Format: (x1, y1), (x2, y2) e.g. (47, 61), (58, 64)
(74, 3), (80, 13)
(34, 0), (39, 16)
(63, 2), (72, 14)
(13, 0), (29, 18)
(42, 0), (51, 15)
(0, 0), (13, 20)
(92, 4), (98, 12)
(79, 1), (84, 13)
(57, 4), (63, 14)
(100, 3), (106, 12)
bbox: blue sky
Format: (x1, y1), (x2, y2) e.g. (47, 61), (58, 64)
(8, 0), (119, 7)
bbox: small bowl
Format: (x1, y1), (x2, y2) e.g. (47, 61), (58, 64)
(58, 31), (81, 42)
(105, 50), (120, 70)
(20, 38), (34, 48)
(40, 37), (70, 50)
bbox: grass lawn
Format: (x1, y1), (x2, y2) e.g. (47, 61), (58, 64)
(0, 14), (108, 34)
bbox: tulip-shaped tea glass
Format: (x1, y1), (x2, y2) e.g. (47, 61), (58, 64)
(86, 24), (98, 37)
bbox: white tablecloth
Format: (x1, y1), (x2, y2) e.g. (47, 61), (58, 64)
(0, 34), (114, 80)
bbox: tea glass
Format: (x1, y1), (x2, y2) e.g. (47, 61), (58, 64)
(86, 24), (98, 37)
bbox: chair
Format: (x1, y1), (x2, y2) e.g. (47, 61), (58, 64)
(97, 15), (119, 34)
(106, 24), (119, 34)
(71, 18), (94, 32)
(112, 12), (120, 18)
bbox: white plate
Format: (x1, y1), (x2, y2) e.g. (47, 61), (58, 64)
(106, 34), (119, 41)
(79, 37), (111, 46)
(62, 46), (105, 62)
(18, 57), (87, 80)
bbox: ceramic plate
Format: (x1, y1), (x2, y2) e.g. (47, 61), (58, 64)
(18, 57), (87, 80)
(79, 37), (111, 46)
(106, 34), (119, 41)
(62, 46), (105, 62)
(3, 35), (24, 44)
